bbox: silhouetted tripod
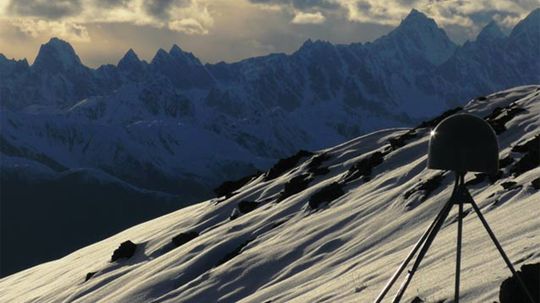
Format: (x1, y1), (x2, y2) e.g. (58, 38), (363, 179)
(374, 114), (535, 303)
(374, 173), (535, 303)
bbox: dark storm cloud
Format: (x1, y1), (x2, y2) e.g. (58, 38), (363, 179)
(143, 0), (191, 19)
(7, 0), (82, 19)
(249, 0), (339, 10)
(97, 0), (133, 8)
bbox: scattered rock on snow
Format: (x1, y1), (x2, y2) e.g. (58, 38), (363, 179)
(277, 174), (313, 202)
(410, 297), (424, 303)
(215, 239), (253, 267)
(499, 155), (514, 169)
(416, 107), (462, 129)
(342, 151), (386, 183)
(307, 153), (330, 170)
(172, 231), (199, 247)
(238, 201), (259, 214)
(509, 135), (540, 177)
(264, 150), (314, 181)
(111, 241), (137, 262)
(309, 182), (345, 209)
(404, 174), (446, 201)
(229, 208), (240, 221)
(484, 103), (527, 134)
(531, 177), (540, 190)
(388, 130), (418, 150)
(500, 181), (521, 190)
(85, 272), (96, 282)
(214, 171), (262, 198)
(499, 263), (539, 303)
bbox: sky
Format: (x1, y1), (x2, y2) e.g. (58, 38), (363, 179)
(0, 0), (538, 67)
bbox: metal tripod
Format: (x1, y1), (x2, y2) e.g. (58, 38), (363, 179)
(374, 173), (535, 303)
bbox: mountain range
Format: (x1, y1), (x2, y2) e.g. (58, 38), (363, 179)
(0, 8), (539, 277)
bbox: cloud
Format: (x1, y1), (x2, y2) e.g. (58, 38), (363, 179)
(249, 0), (339, 10)
(6, 0), (82, 19)
(2, 0), (214, 37)
(291, 11), (326, 24)
(8, 18), (90, 41)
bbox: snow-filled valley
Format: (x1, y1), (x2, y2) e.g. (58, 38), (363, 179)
(1, 85), (538, 302)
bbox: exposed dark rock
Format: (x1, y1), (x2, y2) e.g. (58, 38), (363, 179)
(342, 151), (386, 183)
(307, 153), (330, 170)
(171, 231), (199, 247)
(484, 103), (527, 134)
(229, 208), (240, 221)
(410, 297), (424, 303)
(501, 181), (521, 190)
(388, 130), (418, 150)
(499, 155), (515, 169)
(85, 272), (96, 282)
(277, 174), (313, 202)
(216, 239), (253, 267)
(510, 153), (540, 177)
(111, 240), (137, 262)
(404, 174), (445, 200)
(466, 171), (503, 186)
(476, 96), (487, 101)
(309, 182), (345, 209)
(264, 150), (314, 181)
(417, 107), (462, 129)
(465, 173), (488, 186)
(512, 135), (539, 154)
(499, 263), (539, 303)
(509, 135), (540, 177)
(311, 167), (330, 176)
(531, 177), (540, 190)
(213, 171), (262, 198)
(238, 201), (259, 214)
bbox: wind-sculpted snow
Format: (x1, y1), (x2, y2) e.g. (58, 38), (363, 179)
(1, 85), (538, 302)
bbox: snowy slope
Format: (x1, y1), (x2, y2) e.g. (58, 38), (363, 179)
(1, 85), (538, 302)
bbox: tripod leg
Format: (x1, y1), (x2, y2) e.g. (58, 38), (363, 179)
(455, 201), (463, 303)
(469, 200), (536, 303)
(374, 175), (460, 303)
(391, 198), (454, 303)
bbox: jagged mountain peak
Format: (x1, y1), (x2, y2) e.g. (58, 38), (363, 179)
(510, 7), (540, 39)
(32, 37), (83, 72)
(380, 9), (456, 65)
(118, 49), (140, 65)
(118, 48), (145, 74)
(169, 44), (201, 66)
(477, 21), (505, 42)
(150, 48), (170, 65)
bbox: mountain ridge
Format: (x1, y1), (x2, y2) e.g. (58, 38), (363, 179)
(1, 85), (538, 302)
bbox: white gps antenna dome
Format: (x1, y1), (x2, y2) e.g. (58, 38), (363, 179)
(428, 113), (499, 174)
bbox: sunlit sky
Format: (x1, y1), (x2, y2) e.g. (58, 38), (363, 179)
(0, 0), (537, 67)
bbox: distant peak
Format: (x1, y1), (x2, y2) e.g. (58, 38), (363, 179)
(168, 44), (202, 65)
(125, 48), (138, 58)
(33, 37), (83, 71)
(150, 48), (171, 65)
(118, 48), (142, 70)
(510, 8), (540, 38)
(170, 44), (182, 54)
(402, 9), (432, 25)
(477, 21), (505, 42)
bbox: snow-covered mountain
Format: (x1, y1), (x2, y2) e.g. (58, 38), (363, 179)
(1, 85), (538, 302)
(1, 9), (539, 199)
